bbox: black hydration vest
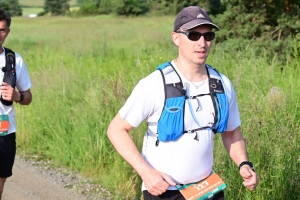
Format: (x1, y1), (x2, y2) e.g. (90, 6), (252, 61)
(1, 47), (16, 106)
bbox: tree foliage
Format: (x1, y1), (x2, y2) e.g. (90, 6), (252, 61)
(75, 0), (114, 15)
(212, 0), (300, 62)
(76, 0), (149, 16)
(215, 0), (300, 41)
(149, 0), (205, 15)
(42, 0), (70, 16)
(113, 0), (150, 16)
(0, 0), (22, 17)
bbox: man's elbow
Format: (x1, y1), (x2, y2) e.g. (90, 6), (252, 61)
(107, 114), (133, 140)
(223, 127), (244, 141)
(107, 121), (116, 140)
(24, 98), (32, 105)
(107, 115), (122, 140)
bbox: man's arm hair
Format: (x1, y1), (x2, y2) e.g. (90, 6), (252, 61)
(221, 127), (249, 166)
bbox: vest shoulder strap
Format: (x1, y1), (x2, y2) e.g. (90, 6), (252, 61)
(1, 47), (16, 106)
(206, 64), (229, 133)
(4, 47), (16, 70)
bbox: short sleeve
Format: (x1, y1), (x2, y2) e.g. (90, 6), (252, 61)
(15, 53), (32, 91)
(119, 71), (163, 127)
(221, 75), (241, 131)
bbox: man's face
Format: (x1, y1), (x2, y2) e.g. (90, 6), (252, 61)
(0, 20), (10, 50)
(173, 25), (214, 67)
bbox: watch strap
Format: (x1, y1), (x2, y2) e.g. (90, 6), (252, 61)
(16, 92), (24, 102)
(239, 161), (255, 171)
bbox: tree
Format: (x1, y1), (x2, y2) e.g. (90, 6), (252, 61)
(113, 0), (150, 16)
(0, 2), (9, 13)
(213, 0), (300, 62)
(215, 0), (300, 41)
(149, 0), (199, 15)
(42, 0), (70, 16)
(0, 0), (22, 17)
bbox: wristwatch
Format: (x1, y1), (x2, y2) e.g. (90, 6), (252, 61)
(16, 92), (24, 102)
(239, 161), (255, 171)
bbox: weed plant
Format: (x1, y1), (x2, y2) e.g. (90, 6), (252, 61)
(6, 15), (300, 199)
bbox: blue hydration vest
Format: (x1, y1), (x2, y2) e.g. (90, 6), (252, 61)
(155, 62), (229, 146)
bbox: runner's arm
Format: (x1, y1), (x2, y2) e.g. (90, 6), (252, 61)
(107, 113), (175, 195)
(0, 82), (32, 105)
(222, 126), (258, 191)
(16, 89), (32, 105)
(222, 126), (248, 165)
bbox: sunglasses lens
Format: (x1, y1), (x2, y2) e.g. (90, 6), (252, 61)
(203, 32), (215, 41)
(178, 31), (215, 41)
(187, 32), (201, 41)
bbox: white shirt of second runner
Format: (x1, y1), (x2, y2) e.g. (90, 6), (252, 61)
(0, 47), (32, 134)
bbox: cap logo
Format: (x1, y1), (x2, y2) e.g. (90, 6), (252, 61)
(196, 14), (205, 19)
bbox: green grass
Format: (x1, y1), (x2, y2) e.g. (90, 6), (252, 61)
(21, 7), (43, 16)
(5, 15), (300, 199)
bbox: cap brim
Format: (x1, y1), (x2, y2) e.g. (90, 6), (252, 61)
(181, 19), (220, 30)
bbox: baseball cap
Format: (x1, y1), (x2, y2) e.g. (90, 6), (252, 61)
(174, 6), (219, 32)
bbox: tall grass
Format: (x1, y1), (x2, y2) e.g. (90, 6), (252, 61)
(7, 15), (300, 199)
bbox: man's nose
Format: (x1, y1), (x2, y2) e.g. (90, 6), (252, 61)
(197, 35), (206, 47)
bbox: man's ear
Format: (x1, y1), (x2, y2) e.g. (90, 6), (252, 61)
(5, 28), (10, 36)
(172, 32), (180, 47)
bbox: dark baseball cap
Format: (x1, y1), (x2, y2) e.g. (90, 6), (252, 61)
(174, 6), (219, 32)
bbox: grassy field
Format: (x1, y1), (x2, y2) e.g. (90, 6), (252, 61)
(21, 7), (43, 16)
(6, 15), (300, 199)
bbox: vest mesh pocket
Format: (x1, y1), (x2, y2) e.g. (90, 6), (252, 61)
(214, 93), (228, 133)
(157, 96), (185, 142)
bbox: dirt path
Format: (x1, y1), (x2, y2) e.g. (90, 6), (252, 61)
(2, 156), (112, 200)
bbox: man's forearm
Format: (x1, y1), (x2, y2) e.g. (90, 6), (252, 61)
(222, 127), (249, 166)
(17, 90), (32, 105)
(107, 114), (152, 177)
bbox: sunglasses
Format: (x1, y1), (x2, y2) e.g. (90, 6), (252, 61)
(176, 31), (215, 41)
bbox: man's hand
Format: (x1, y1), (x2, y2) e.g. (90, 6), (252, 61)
(142, 168), (176, 196)
(0, 82), (18, 101)
(240, 165), (259, 191)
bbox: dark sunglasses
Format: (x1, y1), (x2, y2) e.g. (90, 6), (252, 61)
(176, 31), (215, 41)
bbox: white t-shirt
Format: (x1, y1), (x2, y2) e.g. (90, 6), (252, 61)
(119, 60), (241, 190)
(0, 47), (32, 134)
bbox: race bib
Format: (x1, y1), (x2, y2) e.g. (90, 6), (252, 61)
(0, 114), (9, 136)
(176, 171), (226, 200)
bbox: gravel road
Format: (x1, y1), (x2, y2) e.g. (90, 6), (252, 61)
(2, 156), (113, 200)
